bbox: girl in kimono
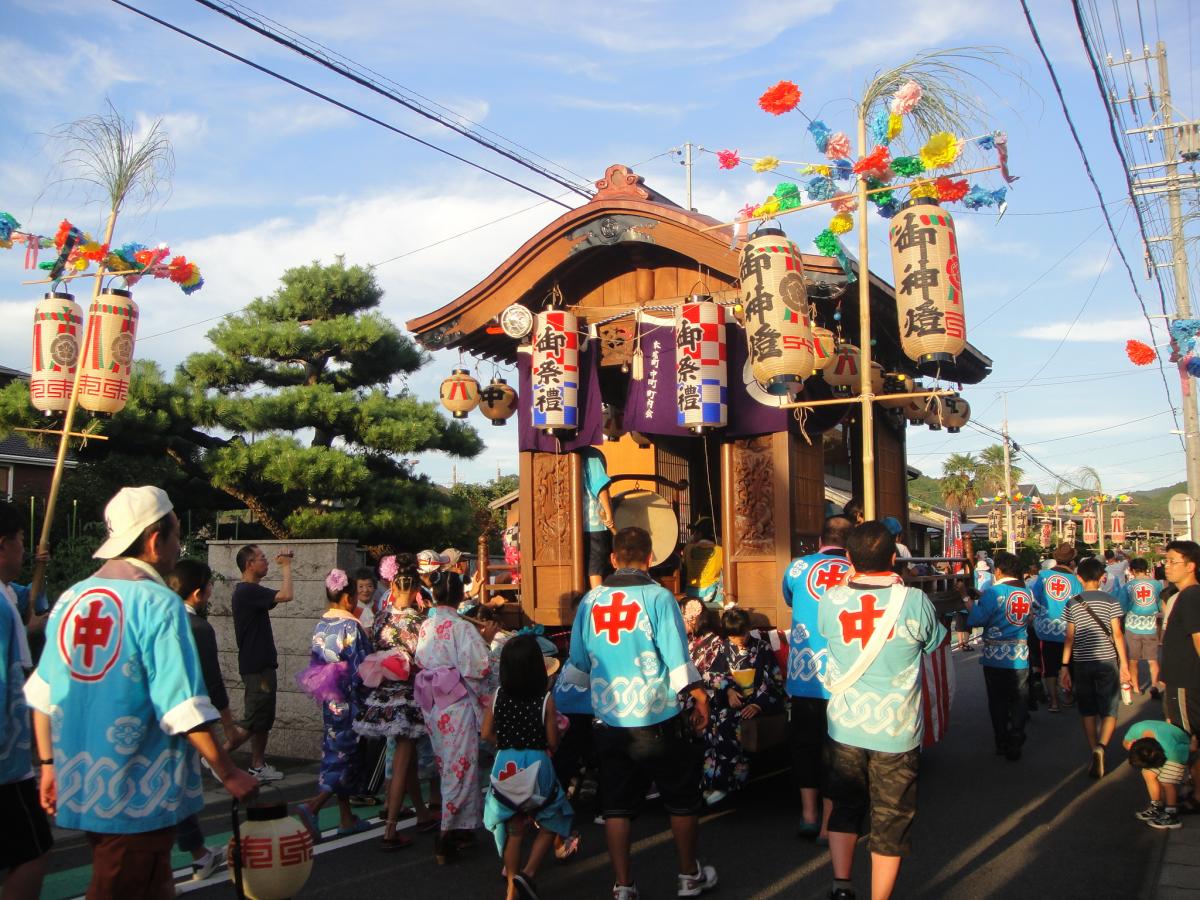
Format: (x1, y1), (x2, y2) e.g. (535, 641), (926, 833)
(701, 606), (785, 805)
(414, 571), (493, 864)
(294, 569), (374, 841)
(482, 635), (573, 900)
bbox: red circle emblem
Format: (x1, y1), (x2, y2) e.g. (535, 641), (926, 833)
(58, 587), (124, 682)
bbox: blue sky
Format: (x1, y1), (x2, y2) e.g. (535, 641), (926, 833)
(1, 0), (1196, 498)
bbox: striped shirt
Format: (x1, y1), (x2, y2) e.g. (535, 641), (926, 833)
(1064, 591), (1124, 662)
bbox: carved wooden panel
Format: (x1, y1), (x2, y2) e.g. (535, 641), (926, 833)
(731, 435), (775, 558)
(533, 452), (573, 563)
(597, 319), (634, 367)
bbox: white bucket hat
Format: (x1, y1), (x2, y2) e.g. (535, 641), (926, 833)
(93, 486), (174, 559)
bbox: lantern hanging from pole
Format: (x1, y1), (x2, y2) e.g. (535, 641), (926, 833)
(674, 296), (727, 431)
(939, 395), (970, 433)
(478, 377), (517, 425)
(888, 198), (967, 369)
(227, 796), (314, 899)
(1083, 510), (1098, 544)
(901, 382), (928, 424)
(811, 326), (836, 373)
(988, 508), (1003, 542)
(869, 361), (885, 396)
(823, 343), (860, 396)
(439, 368), (480, 419)
(739, 228), (815, 394)
(31, 291), (83, 412)
(531, 310), (579, 432)
(78, 288), (138, 415)
(1111, 509), (1126, 543)
(1015, 508), (1029, 542)
(877, 372), (912, 409)
(1040, 520), (1053, 548)
(1064, 520), (1078, 545)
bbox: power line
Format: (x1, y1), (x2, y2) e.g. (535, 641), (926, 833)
(109, 0), (576, 210)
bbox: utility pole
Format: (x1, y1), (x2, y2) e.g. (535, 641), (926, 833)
(1113, 42), (1200, 540)
(1002, 395), (1016, 554)
(683, 142), (694, 211)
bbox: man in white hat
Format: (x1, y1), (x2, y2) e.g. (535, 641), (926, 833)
(23, 486), (257, 898)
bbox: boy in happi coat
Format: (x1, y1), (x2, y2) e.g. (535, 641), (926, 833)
(1032, 543), (1083, 712)
(1122, 558), (1165, 697)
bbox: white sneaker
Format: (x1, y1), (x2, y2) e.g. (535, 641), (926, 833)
(249, 763), (284, 782)
(191, 846), (226, 881)
(703, 790), (727, 807)
(594, 814), (606, 825)
(678, 861), (718, 897)
(613, 884), (640, 900)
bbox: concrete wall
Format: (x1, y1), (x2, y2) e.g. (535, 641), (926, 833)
(206, 539), (365, 761)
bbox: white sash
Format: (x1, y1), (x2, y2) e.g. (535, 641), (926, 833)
(824, 584), (909, 695)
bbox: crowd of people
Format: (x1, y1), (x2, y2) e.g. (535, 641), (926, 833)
(1, 483), (1198, 900)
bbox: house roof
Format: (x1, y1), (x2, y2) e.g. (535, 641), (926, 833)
(0, 433), (76, 467)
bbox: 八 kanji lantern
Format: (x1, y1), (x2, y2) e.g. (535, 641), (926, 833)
(1111, 509), (1126, 543)
(674, 297), (727, 431)
(888, 198), (967, 369)
(78, 288), (138, 414)
(739, 228), (815, 394)
(478, 377), (517, 425)
(1083, 510), (1098, 544)
(439, 368), (480, 419)
(823, 343), (861, 395)
(531, 310), (579, 431)
(811, 326), (836, 373)
(31, 291), (83, 412)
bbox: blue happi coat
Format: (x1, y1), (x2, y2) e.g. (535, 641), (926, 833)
(967, 579), (1032, 669)
(782, 549), (851, 699)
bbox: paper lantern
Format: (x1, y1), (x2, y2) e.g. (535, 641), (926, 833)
(988, 508), (1003, 542)
(889, 199), (966, 368)
(78, 288), (138, 414)
(1014, 508), (1029, 541)
(228, 799), (313, 899)
(739, 228), (815, 394)
(939, 395), (970, 433)
(674, 297), (727, 431)
(1064, 520), (1077, 545)
(877, 373), (912, 409)
(1111, 509), (1126, 543)
(531, 310), (579, 431)
(439, 368), (480, 419)
(1083, 511), (1097, 544)
(1040, 520), (1053, 548)
(478, 377), (517, 425)
(823, 343), (861, 395)
(811, 326), (836, 372)
(31, 291), (83, 412)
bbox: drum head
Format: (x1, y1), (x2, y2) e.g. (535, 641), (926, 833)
(612, 489), (679, 566)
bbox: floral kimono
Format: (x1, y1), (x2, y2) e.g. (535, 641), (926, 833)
(702, 633), (785, 793)
(354, 601), (425, 740)
(414, 605), (492, 831)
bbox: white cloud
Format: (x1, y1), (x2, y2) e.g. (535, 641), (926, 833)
(1014, 318), (1151, 341)
(135, 112), (208, 151)
(550, 96), (702, 119)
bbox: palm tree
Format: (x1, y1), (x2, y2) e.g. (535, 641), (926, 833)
(976, 444), (1023, 495)
(940, 452), (979, 511)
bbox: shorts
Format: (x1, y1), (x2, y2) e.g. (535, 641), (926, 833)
(788, 696), (829, 790)
(825, 739), (920, 857)
(593, 715), (703, 818)
(1041, 640), (1064, 674)
(86, 826), (175, 899)
(1164, 686), (1200, 737)
(1150, 760), (1189, 786)
(1072, 658), (1120, 718)
(1126, 633), (1160, 662)
(241, 668), (278, 733)
(587, 530), (614, 579)
(952, 611), (969, 633)
(0, 778), (52, 870)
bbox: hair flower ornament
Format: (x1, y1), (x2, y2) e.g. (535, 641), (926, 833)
(379, 555), (399, 581)
(326, 568), (350, 594)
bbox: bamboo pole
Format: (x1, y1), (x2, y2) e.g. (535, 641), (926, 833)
(22, 268), (142, 286)
(28, 209), (118, 602)
(781, 388), (957, 410)
(13, 426), (108, 441)
(856, 112), (878, 521)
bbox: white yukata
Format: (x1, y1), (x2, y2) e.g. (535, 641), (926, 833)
(414, 605), (492, 832)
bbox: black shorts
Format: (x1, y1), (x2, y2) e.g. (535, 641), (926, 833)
(593, 715), (702, 818)
(241, 668), (278, 733)
(1041, 640), (1064, 674)
(788, 696), (829, 790)
(0, 777), (53, 870)
(826, 739), (920, 857)
(1164, 686), (1200, 737)
(1073, 659), (1120, 718)
(587, 531), (614, 578)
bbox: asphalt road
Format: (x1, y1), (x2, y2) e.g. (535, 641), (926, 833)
(41, 649), (1169, 899)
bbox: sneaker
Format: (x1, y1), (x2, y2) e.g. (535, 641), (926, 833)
(513, 874), (541, 900)
(1148, 809), (1182, 830)
(1135, 803), (1165, 822)
(1087, 748), (1104, 779)
(828, 889), (856, 900)
(645, 784), (661, 800)
(249, 763), (284, 782)
(677, 861), (718, 897)
(613, 884), (640, 900)
(191, 846), (225, 881)
(594, 814), (606, 825)
(703, 789), (727, 807)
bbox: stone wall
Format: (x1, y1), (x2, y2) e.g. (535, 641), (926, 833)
(206, 539), (365, 761)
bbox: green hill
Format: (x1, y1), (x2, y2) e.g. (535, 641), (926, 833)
(1124, 481), (1188, 532)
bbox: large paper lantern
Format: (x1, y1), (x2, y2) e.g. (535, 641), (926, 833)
(877, 373), (912, 409)
(78, 288), (138, 414)
(439, 368), (480, 419)
(1040, 520), (1053, 548)
(674, 297), (727, 431)
(939, 395), (970, 433)
(228, 799), (313, 899)
(739, 228), (815, 395)
(889, 199), (966, 368)
(531, 310), (579, 431)
(1111, 509), (1126, 543)
(869, 362), (885, 396)
(1064, 520), (1078, 545)
(31, 291), (83, 412)
(1015, 508), (1029, 541)
(478, 377), (517, 425)
(988, 508), (1003, 542)
(1083, 510), (1097, 544)
(811, 326), (836, 373)
(823, 343), (860, 395)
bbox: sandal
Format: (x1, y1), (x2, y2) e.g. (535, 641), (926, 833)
(416, 817), (440, 833)
(294, 804), (322, 844)
(337, 817), (374, 838)
(555, 831), (581, 860)
(380, 833), (414, 850)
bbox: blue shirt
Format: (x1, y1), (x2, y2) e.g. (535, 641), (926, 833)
(1032, 568), (1082, 643)
(967, 580), (1032, 669)
(24, 562), (216, 834)
(579, 447), (611, 533)
(563, 569), (698, 728)
(817, 580), (946, 753)
(1122, 577), (1163, 635)
(1, 591), (32, 785)
(782, 549), (851, 699)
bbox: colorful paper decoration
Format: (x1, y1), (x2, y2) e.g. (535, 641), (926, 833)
(739, 228), (815, 395)
(674, 297), (727, 432)
(77, 289), (138, 414)
(822, 343), (861, 396)
(478, 377), (518, 425)
(439, 368), (481, 419)
(1111, 509), (1126, 543)
(30, 291), (83, 412)
(810, 326), (836, 373)
(888, 199), (966, 368)
(1082, 510), (1098, 545)
(531, 310), (579, 431)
